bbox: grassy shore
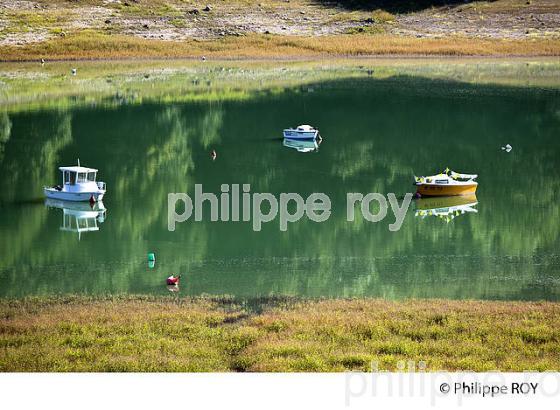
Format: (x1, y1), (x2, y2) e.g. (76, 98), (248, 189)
(1, 32), (560, 61)
(1, 296), (559, 372)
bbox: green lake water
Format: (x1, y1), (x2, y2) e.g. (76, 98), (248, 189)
(1, 61), (559, 300)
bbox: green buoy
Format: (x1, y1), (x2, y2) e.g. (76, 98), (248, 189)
(148, 252), (156, 262)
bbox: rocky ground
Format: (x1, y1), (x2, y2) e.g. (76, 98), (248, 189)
(0, 0), (559, 46)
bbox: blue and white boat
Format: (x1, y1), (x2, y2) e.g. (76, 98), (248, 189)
(44, 161), (106, 202)
(282, 124), (319, 140)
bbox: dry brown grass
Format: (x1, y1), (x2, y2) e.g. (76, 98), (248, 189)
(1, 296), (559, 372)
(1, 32), (559, 61)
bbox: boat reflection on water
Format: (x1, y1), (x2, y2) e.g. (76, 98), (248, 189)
(45, 198), (107, 239)
(282, 138), (319, 153)
(415, 194), (478, 223)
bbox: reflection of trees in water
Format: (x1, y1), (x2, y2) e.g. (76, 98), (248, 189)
(111, 104), (225, 250)
(1, 78), (560, 298)
(112, 106), (196, 238)
(79, 105), (216, 292)
(0, 112), (73, 272)
(0, 111), (72, 202)
(0, 111), (11, 163)
(173, 82), (560, 298)
(33, 114), (73, 195)
(200, 104), (223, 148)
(331, 140), (375, 181)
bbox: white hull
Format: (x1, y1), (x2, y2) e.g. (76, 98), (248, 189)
(45, 198), (106, 213)
(44, 188), (105, 202)
(283, 130), (318, 140)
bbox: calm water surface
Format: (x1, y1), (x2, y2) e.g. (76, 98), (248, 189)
(1, 71), (559, 299)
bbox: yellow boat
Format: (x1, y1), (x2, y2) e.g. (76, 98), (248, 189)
(414, 168), (478, 197)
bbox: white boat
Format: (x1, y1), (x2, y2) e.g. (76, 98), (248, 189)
(283, 138), (319, 153)
(45, 198), (107, 239)
(44, 161), (106, 202)
(283, 124), (319, 140)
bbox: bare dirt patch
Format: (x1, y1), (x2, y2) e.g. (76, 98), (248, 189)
(392, 0), (560, 39)
(0, 0), (559, 47)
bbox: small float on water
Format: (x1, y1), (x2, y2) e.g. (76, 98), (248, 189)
(283, 124), (319, 140)
(44, 160), (106, 202)
(414, 168), (478, 197)
(166, 274), (181, 286)
(166, 274), (181, 293)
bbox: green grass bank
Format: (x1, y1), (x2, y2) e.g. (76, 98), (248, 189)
(1, 296), (559, 372)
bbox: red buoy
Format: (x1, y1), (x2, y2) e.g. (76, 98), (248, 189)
(166, 275), (180, 285)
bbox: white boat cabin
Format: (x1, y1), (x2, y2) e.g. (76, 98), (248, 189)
(60, 166), (99, 186)
(44, 163), (106, 202)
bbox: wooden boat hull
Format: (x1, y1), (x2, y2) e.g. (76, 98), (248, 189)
(416, 183), (477, 197)
(415, 194), (478, 210)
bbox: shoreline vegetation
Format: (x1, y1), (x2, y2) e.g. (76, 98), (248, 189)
(1, 296), (559, 372)
(1, 58), (559, 114)
(2, 33), (560, 61)
(0, 1), (559, 60)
